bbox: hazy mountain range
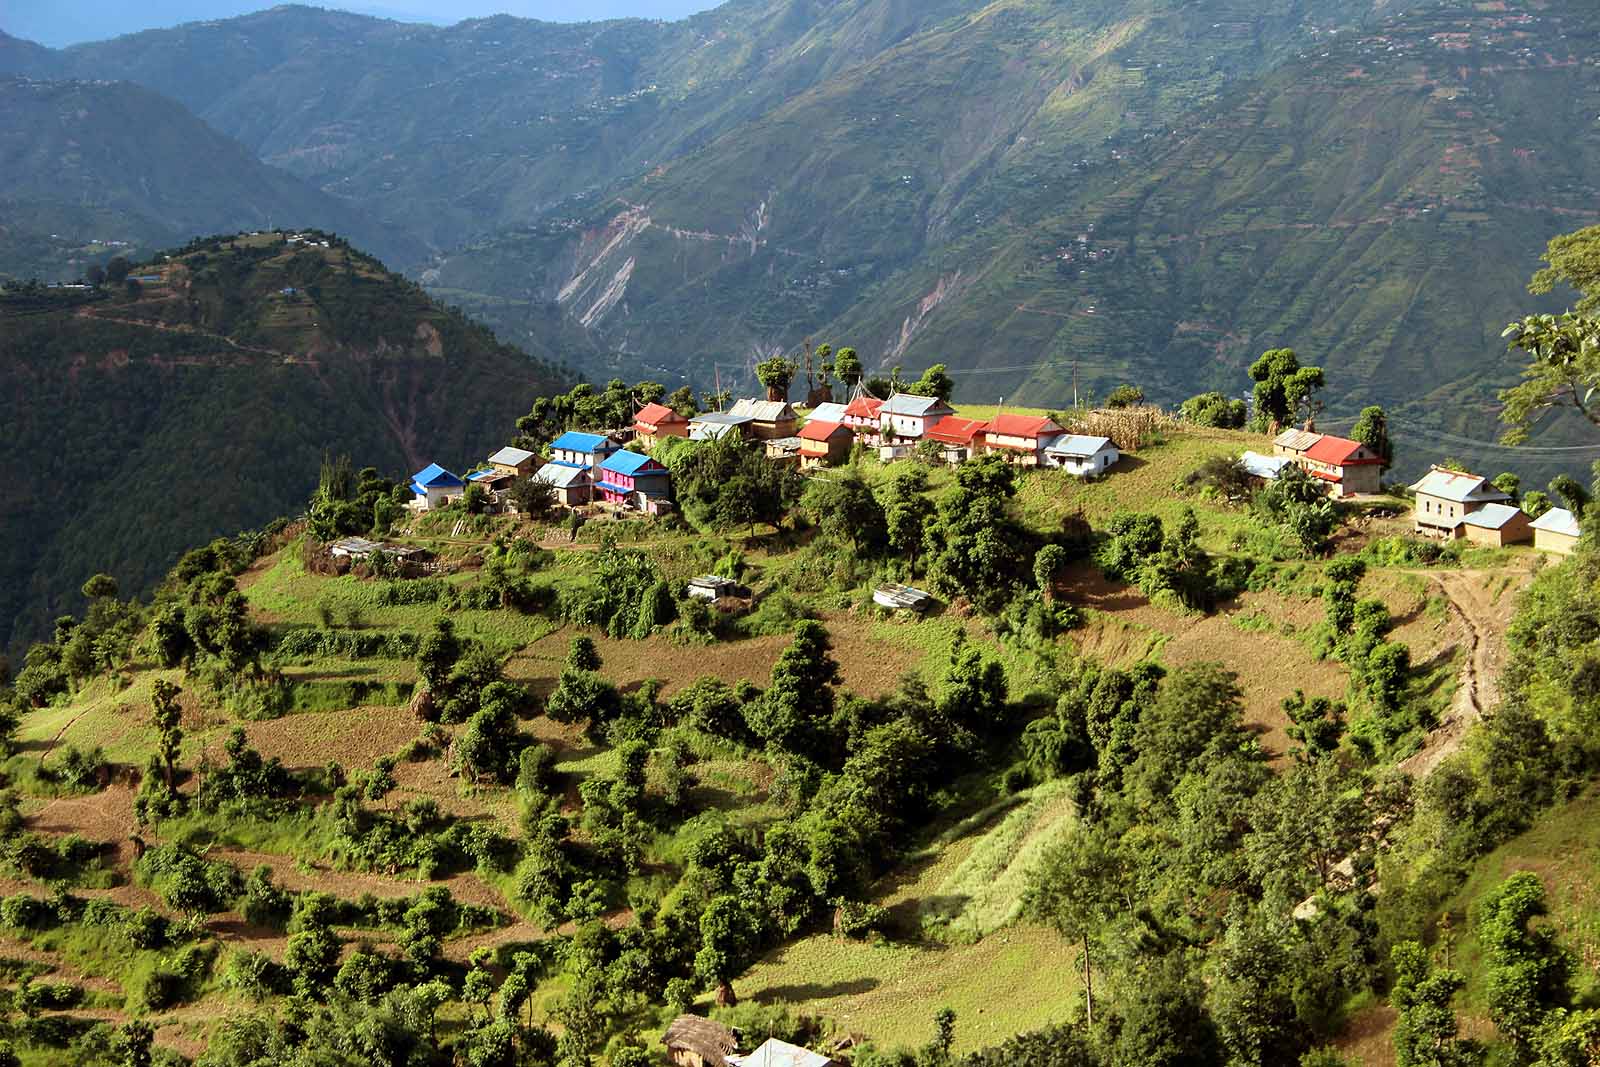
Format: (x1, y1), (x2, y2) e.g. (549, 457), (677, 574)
(4, 0), (1599, 459)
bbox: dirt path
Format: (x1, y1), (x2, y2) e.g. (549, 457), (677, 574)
(1399, 566), (1531, 778)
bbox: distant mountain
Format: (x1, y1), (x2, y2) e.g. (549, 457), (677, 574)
(0, 233), (574, 654)
(0, 77), (423, 276)
(5, 0), (1600, 481)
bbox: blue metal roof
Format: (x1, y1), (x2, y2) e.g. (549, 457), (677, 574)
(601, 450), (662, 477)
(411, 463), (463, 488)
(595, 481), (630, 495)
(551, 431), (615, 453)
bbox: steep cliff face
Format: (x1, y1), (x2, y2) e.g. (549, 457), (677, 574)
(0, 234), (572, 654)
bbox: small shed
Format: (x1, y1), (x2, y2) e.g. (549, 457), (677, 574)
(873, 583), (933, 612)
(1531, 508), (1581, 556)
(728, 1039), (836, 1067)
(764, 436), (805, 464)
(689, 575), (744, 601)
(488, 446), (538, 477)
(1239, 450), (1292, 484)
(1458, 503), (1533, 547)
(662, 1015), (739, 1067)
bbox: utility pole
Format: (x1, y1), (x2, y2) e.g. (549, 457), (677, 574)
(1073, 355), (1080, 411)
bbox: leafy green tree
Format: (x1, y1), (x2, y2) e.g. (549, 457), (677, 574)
(1390, 942), (1484, 1067)
(1249, 348), (1325, 432)
(908, 363), (955, 402)
(1128, 662), (1255, 811)
(1180, 391), (1248, 428)
(1501, 313), (1600, 442)
(803, 475), (887, 556)
(744, 622), (841, 759)
(81, 573), (119, 600)
(1522, 490), (1554, 519)
(1105, 954), (1222, 1067)
(1025, 823), (1125, 1025)
(509, 475), (557, 519)
(1350, 405), (1394, 473)
(112, 1021), (154, 1067)
(756, 356), (797, 401)
(695, 894), (760, 1007)
(106, 256), (130, 284)
(927, 455), (1030, 613)
(1105, 384), (1145, 408)
(1209, 906), (1304, 1067)
(567, 635), (602, 674)
(149, 679), (183, 791)
(834, 347), (864, 387)
(1476, 872), (1573, 1049)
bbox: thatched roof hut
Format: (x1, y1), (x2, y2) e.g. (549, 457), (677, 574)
(661, 1015), (739, 1067)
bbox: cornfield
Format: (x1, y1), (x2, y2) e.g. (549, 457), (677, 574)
(1062, 405), (1174, 452)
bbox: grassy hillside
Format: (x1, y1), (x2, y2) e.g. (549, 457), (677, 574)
(0, 411), (1557, 1064)
(0, 232), (573, 656)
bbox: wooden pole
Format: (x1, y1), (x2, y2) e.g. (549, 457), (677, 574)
(1083, 932), (1094, 1027)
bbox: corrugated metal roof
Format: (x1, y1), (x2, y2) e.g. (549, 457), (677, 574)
(1273, 429), (1323, 452)
(1530, 507), (1582, 537)
(807, 402), (848, 423)
(550, 431), (617, 453)
(1304, 435), (1378, 466)
(602, 450), (664, 476)
(489, 446), (536, 467)
(880, 392), (952, 417)
(691, 412), (754, 426)
(1461, 503), (1526, 530)
(1410, 468), (1510, 504)
(798, 420), (851, 442)
(411, 463), (463, 488)
(728, 1039), (835, 1067)
(730, 398), (797, 422)
(843, 395), (884, 419)
(987, 413), (1063, 438)
(635, 403), (684, 425)
(535, 462), (590, 488)
(1043, 434), (1115, 457)
(926, 417), (988, 445)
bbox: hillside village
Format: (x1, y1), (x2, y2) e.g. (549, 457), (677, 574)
(4, 217), (1600, 1067)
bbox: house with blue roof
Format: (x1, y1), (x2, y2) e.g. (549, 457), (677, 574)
(597, 449), (671, 513)
(549, 431), (621, 476)
(410, 463), (466, 511)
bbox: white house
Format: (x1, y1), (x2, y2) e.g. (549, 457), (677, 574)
(548, 431), (621, 476)
(1531, 508), (1582, 556)
(879, 393), (955, 443)
(1041, 434), (1120, 475)
(409, 463), (465, 510)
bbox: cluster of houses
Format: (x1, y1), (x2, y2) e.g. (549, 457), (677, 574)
(404, 387), (1124, 519)
(1238, 427), (1583, 556)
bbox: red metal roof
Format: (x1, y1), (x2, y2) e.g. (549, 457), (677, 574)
(1304, 434), (1378, 466)
(986, 413), (1063, 439)
(635, 403), (684, 427)
(843, 395), (884, 419)
(925, 417), (989, 445)
(1306, 467), (1342, 482)
(798, 420), (851, 442)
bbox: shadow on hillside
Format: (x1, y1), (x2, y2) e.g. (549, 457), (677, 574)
(756, 977), (880, 1003)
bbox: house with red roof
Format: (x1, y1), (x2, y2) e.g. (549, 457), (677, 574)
(980, 413), (1065, 466)
(841, 393), (884, 444)
(633, 403), (689, 448)
(1300, 434), (1384, 497)
(924, 417), (989, 465)
(797, 420), (854, 469)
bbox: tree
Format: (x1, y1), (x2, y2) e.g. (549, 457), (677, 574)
(1530, 224), (1600, 312)
(1350, 406), (1394, 473)
(509, 475), (557, 520)
(1034, 544), (1068, 599)
(81, 573), (119, 600)
(1476, 872), (1572, 1049)
(834, 348), (864, 387)
(802, 475), (886, 556)
(1249, 348), (1325, 432)
(85, 264), (105, 287)
(756, 356), (797, 402)
(1548, 474), (1591, 516)
(1025, 824), (1124, 1025)
(908, 363), (955, 402)
(696, 895), (759, 1006)
(112, 1021), (154, 1067)
(1390, 942), (1484, 1067)
(566, 635), (602, 674)
(744, 622), (841, 758)
(1180, 392), (1248, 428)
(1491, 472), (1521, 501)
(1500, 313), (1600, 442)
(149, 679), (183, 790)
(1105, 385), (1144, 408)
(106, 256), (131, 284)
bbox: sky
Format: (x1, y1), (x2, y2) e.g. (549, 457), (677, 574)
(0, 0), (721, 47)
